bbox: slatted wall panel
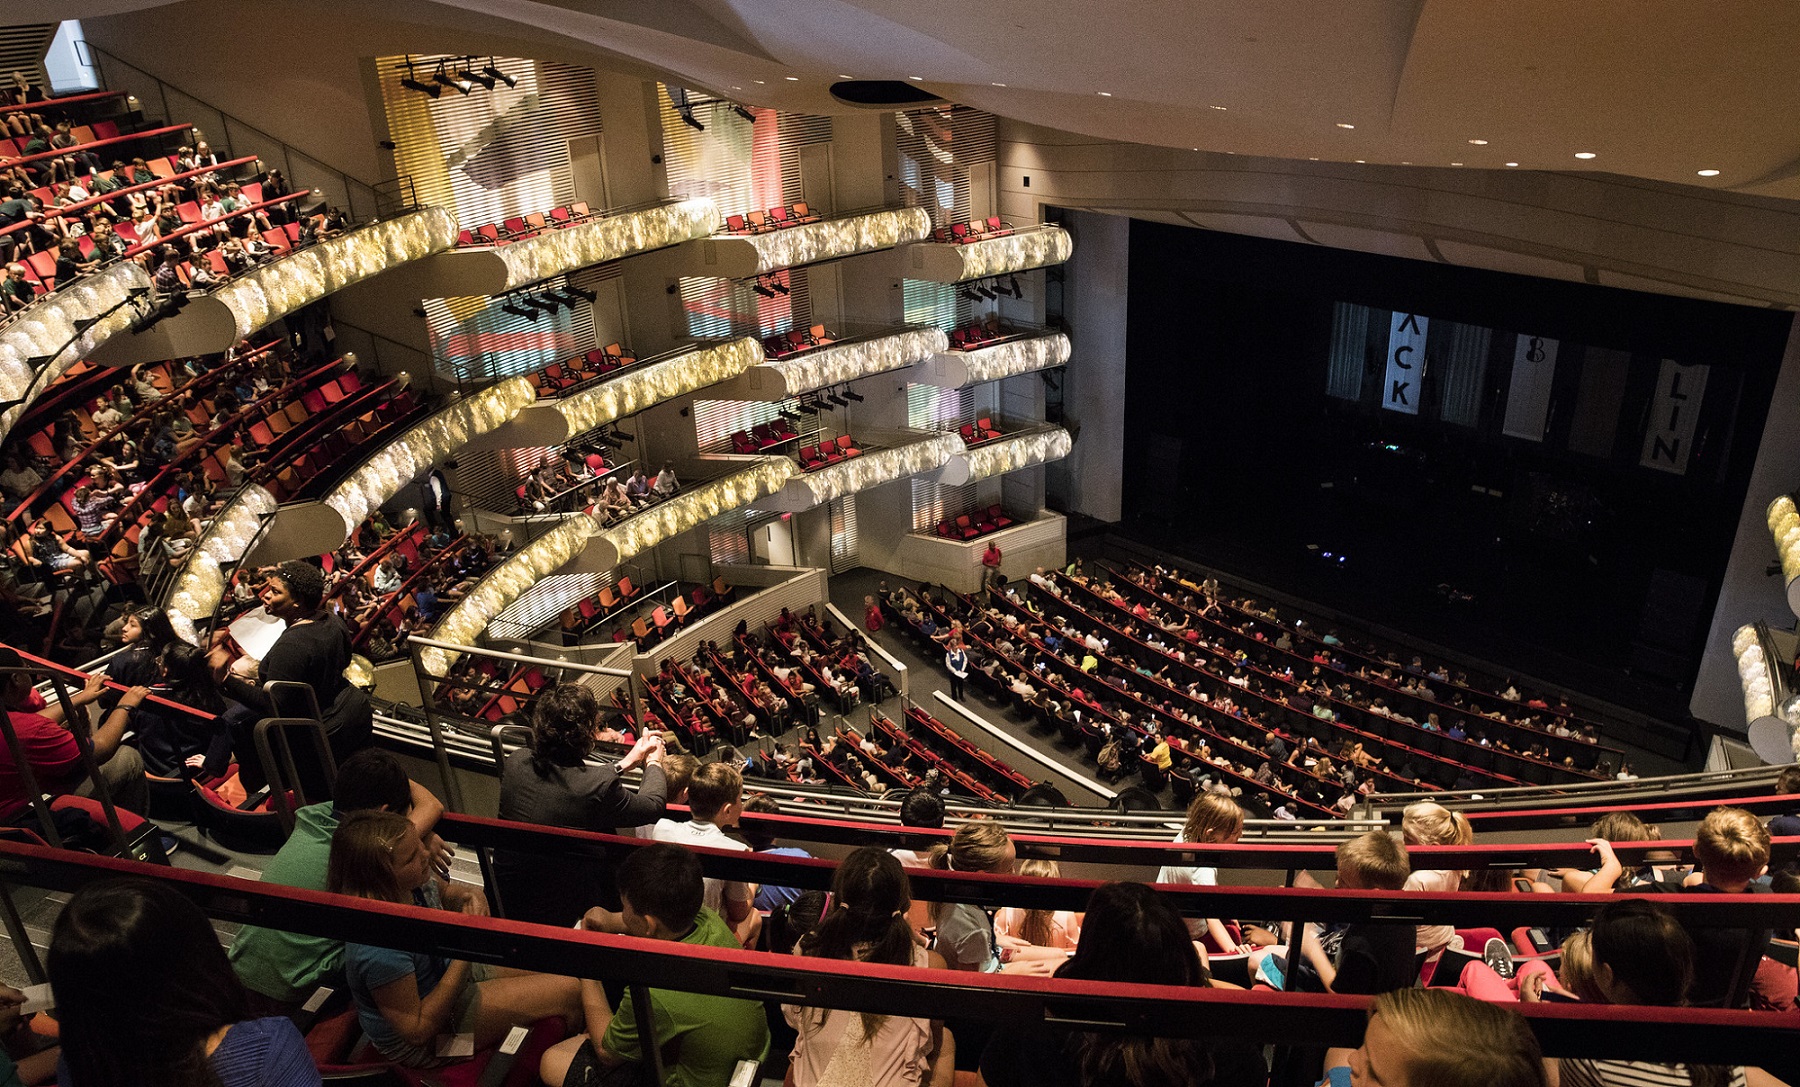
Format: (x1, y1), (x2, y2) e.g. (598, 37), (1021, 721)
(0, 26), (54, 94)
(693, 399), (798, 453)
(911, 477), (975, 532)
(907, 383), (973, 430)
(894, 106), (996, 227)
(377, 55), (601, 230)
(776, 113), (834, 206)
(489, 572), (604, 641)
(709, 510), (754, 565)
(829, 495), (859, 572)
(425, 282), (596, 384)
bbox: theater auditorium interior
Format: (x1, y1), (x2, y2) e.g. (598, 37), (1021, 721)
(0, 2), (1798, 1085)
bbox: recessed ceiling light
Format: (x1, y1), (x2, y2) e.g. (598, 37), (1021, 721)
(785, 76), (799, 81)
(1451, 162), (1463, 166)
(1468, 139), (1488, 146)
(1308, 157), (1319, 160)
(1097, 91), (1112, 96)
(731, 86), (742, 90)
(1401, 161), (1411, 165)
(1354, 159), (1365, 163)
(1192, 147), (1199, 151)
(1505, 162), (1519, 167)
(1697, 169), (1721, 177)
(1336, 123), (1354, 129)
(991, 82), (1006, 87)
(1210, 105), (1227, 111)
(838, 74), (854, 79)
(1574, 151), (1596, 159)
(908, 75), (923, 81)
(753, 79), (765, 84)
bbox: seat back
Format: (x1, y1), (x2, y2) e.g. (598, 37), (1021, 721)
(618, 575), (636, 596)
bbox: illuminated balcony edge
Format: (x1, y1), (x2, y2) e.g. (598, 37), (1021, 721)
(497, 197), (720, 291)
(548, 336), (764, 436)
(0, 261), (152, 446)
(901, 224), (1075, 283)
(321, 376), (538, 537)
(215, 206), (459, 340)
(912, 330), (1072, 389)
(1768, 495), (1800, 618)
(164, 484), (281, 645)
(716, 326), (948, 400)
(760, 431), (964, 512)
(588, 457), (795, 570)
(939, 426), (1073, 487)
(422, 513), (596, 677)
(674, 206), (934, 278)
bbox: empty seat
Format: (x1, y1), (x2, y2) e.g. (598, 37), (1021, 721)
(835, 434), (861, 457)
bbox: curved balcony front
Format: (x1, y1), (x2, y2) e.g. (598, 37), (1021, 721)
(248, 378), (539, 565)
(935, 425), (1073, 487)
(756, 431), (963, 513)
(670, 206), (933, 279)
(164, 484), (280, 644)
(1770, 495), (1800, 618)
(91, 207), (460, 367)
(0, 260), (151, 446)
(911, 328), (1071, 389)
(900, 223), (1074, 283)
(710, 324), (947, 401)
(584, 457), (795, 571)
(422, 513), (596, 677)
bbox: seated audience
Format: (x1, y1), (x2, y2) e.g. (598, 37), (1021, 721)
(0, 647), (147, 818)
(545, 842), (770, 1086)
(1344, 988), (1547, 1087)
(1681, 806), (1774, 1010)
(649, 761), (761, 947)
(330, 809), (581, 1067)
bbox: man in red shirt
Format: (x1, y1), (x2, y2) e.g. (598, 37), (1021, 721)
(0, 647), (148, 822)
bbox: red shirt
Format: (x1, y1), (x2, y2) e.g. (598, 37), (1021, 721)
(0, 708), (83, 822)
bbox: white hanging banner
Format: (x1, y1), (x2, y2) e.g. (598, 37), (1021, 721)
(1382, 312), (1427, 415)
(1502, 334), (1559, 441)
(1639, 359), (1708, 475)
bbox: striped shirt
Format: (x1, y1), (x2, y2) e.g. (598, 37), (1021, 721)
(1560, 1059), (1747, 1087)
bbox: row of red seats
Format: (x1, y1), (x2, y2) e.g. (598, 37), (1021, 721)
(455, 203), (594, 247)
(948, 321), (1011, 350)
(730, 418), (798, 454)
(959, 417), (1003, 446)
(723, 203), (821, 234)
(0, 154), (258, 247)
(352, 536), (471, 654)
(762, 323), (833, 359)
(933, 504), (1015, 540)
(12, 212), (311, 301)
(265, 386), (414, 503)
(798, 434), (862, 470)
(931, 215), (1012, 243)
(524, 343), (636, 395)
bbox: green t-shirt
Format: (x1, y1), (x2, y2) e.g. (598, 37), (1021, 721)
(602, 908), (770, 1087)
(228, 802), (341, 1003)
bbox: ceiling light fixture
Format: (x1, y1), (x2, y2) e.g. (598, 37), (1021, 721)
(730, 104), (757, 122)
(1697, 169), (1721, 177)
(1098, 91), (1112, 96)
(1574, 151), (1597, 159)
(1336, 123), (1354, 129)
(1210, 105), (1227, 110)
(1505, 162), (1519, 167)
(1468, 139), (1488, 145)
(991, 82), (1007, 87)
(482, 58), (517, 88)
(399, 61), (440, 98)
(785, 76), (799, 81)
(908, 76), (923, 81)
(432, 61), (472, 95)
(1451, 161), (1463, 166)
(462, 64), (496, 90)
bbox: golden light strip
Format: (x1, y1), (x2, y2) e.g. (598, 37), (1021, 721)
(591, 458), (795, 567)
(1769, 495), (1800, 588)
(784, 432), (963, 507)
(958, 331), (1072, 386)
(212, 207), (458, 340)
(951, 226), (1074, 280)
(323, 377), (537, 534)
(552, 336), (763, 434)
(497, 198), (719, 289)
(421, 513), (596, 677)
(0, 261), (152, 445)
(1733, 623), (1775, 723)
(759, 327), (947, 396)
(957, 427), (1073, 484)
(740, 207), (933, 275)
(165, 484), (280, 645)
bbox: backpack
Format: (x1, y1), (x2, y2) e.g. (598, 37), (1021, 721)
(1098, 740), (1122, 774)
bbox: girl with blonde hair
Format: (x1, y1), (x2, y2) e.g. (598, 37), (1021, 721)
(1400, 801), (1471, 953)
(926, 823), (1062, 975)
(994, 859), (1083, 952)
(1348, 988), (1548, 1087)
(1156, 793), (1253, 954)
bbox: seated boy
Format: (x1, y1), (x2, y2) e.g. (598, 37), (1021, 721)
(1681, 806), (1773, 1008)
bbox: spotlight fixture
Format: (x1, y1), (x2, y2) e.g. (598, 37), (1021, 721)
(400, 62), (440, 98)
(1007, 275), (1022, 297)
(482, 59), (518, 88)
(770, 278), (790, 296)
(959, 287), (982, 302)
(976, 282), (997, 300)
(842, 389), (864, 402)
(611, 429), (635, 443)
(432, 61), (473, 95)
(752, 279), (776, 299)
(669, 86), (705, 131)
(537, 294), (568, 314)
(778, 409), (803, 422)
(730, 104), (757, 123)
(463, 64), (497, 90)
(561, 286), (597, 303)
(502, 302), (534, 320)
(795, 400), (821, 414)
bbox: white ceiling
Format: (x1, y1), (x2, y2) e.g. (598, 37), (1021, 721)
(26, 0), (1800, 201)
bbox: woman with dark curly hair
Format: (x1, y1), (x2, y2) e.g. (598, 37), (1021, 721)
(494, 683), (668, 924)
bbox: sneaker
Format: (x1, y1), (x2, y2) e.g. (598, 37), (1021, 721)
(1483, 937), (1514, 980)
